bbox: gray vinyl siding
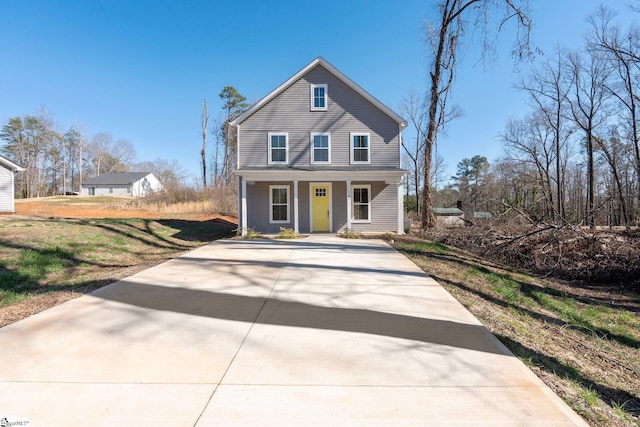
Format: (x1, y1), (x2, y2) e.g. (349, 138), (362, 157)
(332, 181), (347, 232)
(242, 178), (398, 234)
(247, 181), (294, 234)
(239, 65), (400, 169)
(337, 181), (398, 234)
(298, 181), (310, 232)
(0, 165), (15, 212)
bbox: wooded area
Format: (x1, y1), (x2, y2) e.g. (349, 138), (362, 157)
(404, 4), (640, 229)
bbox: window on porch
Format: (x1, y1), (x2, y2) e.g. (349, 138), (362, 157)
(269, 185), (290, 223)
(352, 185), (371, 223)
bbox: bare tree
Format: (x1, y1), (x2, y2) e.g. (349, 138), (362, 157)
(86, 133), (135, 175)
(567, 46), (612, 228)
(210, 115), (225, 186)
(400, 88), (427, 214)
(134, 158), (186, 187)
(107, 139), (136, 172)
(501, 113), (557, 221)
(420, 0), (533, 229)
(88, 132), (112, 176)
(591, 6), (640, 213)
(201, 99), (209, 188)
(431, 151), (448, 200)
(63, 126), (83, 193)
(516, 48), (574, 223)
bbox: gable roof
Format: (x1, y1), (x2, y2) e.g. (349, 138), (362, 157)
(0, 154), (25, 172)
(230, 56), (408, 128)
(82, 172), (153, 186)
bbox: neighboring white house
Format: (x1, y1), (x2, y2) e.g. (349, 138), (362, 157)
(81, 172), (163, 197)
(0, 154), (25, 214)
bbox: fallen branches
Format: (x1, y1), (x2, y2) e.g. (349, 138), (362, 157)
(431, 224), (640, 292)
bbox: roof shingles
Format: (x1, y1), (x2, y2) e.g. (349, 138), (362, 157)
(82, 172), (151, 186)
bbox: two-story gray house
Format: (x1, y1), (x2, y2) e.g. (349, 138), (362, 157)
(232, 57), (407, 236)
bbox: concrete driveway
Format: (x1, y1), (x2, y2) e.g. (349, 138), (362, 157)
(0, 236), (587, 426)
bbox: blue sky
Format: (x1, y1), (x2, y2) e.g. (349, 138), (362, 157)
(0, 0), (635, 185)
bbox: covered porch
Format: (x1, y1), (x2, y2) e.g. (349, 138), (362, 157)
(236, 170), (405, 236)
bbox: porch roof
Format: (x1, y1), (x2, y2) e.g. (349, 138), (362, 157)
(234, 166), (406, 183)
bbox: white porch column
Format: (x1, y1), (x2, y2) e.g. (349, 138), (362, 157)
(346, 179), (352, 231)
(293, 179), (299, 234)
(241, 178), (248, 236)
(397, 180), (405, 235)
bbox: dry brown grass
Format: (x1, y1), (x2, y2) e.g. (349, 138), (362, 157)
(390, 234), (639, 427)
(127, 184), (237, 216)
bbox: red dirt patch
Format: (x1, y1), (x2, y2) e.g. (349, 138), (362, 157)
(15, 197), (237, 223)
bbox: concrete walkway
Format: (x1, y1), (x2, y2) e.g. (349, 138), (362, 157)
(0, 236), (587, 426)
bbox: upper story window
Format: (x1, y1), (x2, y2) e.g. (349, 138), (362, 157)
(311, 133), (331, 164)
(268, 132), (288, 164)
(350, 132), (370, 164)
(310, 84), (328, 111)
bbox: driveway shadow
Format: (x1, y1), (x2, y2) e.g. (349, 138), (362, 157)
(95, 281), (510, 356)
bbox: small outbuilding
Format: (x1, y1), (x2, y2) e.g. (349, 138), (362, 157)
(433, 207), (465, 227)
(81, 172), (163, 197)
(0, 154), (25, 214)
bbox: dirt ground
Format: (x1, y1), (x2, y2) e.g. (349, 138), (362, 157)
(14, 196), (236, 222)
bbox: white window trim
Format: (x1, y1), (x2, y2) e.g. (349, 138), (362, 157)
(310, 84), (328, 111)
(352, 184), (371, 224)
(268, 132), (289, 165)
(350, 132), (371, 165)
(310, 132), (331, 164)
(269, 184), (290, 224)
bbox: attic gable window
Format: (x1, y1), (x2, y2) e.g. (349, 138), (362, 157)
(310, 84), (327, 111)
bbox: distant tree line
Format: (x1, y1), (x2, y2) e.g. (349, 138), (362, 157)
(0, 109), (185, 198)
(0, 85), (252, 201)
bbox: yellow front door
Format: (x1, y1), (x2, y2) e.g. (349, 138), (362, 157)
(311, 184), (330, 232)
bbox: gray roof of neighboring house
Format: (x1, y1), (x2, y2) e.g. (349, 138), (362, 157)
(0, 154), (25, 171)
(432, 207), (464, 215)
(82, 172), (152, 186)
